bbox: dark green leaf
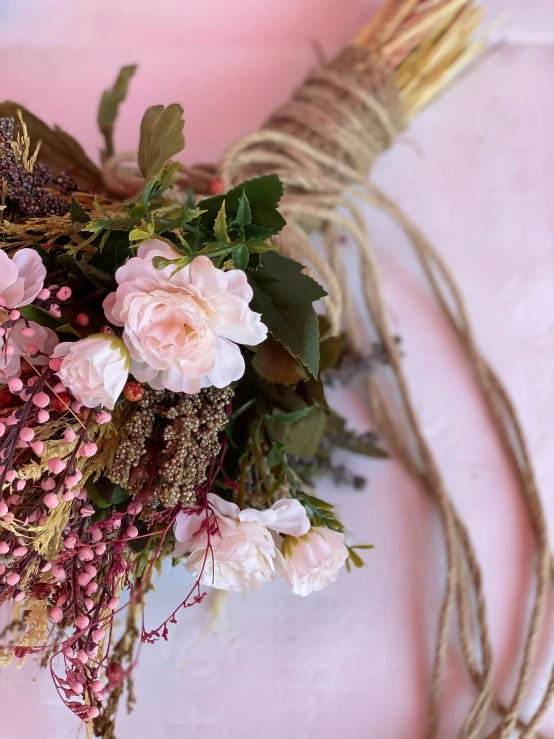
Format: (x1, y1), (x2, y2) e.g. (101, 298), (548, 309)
(58, 254), (116, 290)
(247, 252), (326, 377)
(198, 175), (286, 235)
(0, 102), (102, 191)
(87, 478), (130, 508)
(57, 324), (81, 337)
(232, 244), (249, 270)
(98, 65), (137, 159)
(70, 196), (90, 224)
(138, 104), (185, 181)
(236, 189), (251, 226)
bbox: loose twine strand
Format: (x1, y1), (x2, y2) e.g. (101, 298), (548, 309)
(100, 48), (553, 738)
(217, 50), (553, 738)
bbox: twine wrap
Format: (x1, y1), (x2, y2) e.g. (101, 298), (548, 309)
(220, 47), (553, 739)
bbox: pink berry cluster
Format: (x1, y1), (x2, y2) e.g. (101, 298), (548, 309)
(48, 500), (142, 720)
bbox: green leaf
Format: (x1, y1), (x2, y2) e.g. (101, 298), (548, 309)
(19, 304), (64, 331)
(198, 175), (286, 235)
(247, 252), (326, 377)
(138, 104), (185, 181)
(245, 238), (278, 254)
(274, 406), (327, 457)
(266, 446), (283, 469)
(347, 548), (365, 568)
(214, 201), (228, 244)
(0, 102), (103, 191)
(57, 254), (116, 290)
(86, 478), (130, 508)
(236, 189), (251, 226)
(70, 196), (90, 224)
(268, 407), (312, 424)
(232, 244), (249, 270)
(98, 65), (137, 160)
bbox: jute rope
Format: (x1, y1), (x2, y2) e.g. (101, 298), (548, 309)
(217, 47), (553, 738)
(100, 46), (552, 738)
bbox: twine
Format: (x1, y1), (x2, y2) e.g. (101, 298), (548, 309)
(219, 46), (553, 738)
(99, 45), (552, 738)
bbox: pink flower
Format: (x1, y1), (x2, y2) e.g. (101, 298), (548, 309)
(0, 249), (46, 308)
(51, 335), (130, 409)
(0, 321), (58, 379)
(103, 240), (267, 394)
(281, 527), (349, 596)
(174, 494), (310, 593)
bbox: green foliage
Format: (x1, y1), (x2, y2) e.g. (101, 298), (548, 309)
(248, 252), (326, 378)
(138, 104), (185, 181)
(291, 490), (345, 532)
(98, 65), (137, 160)
(86, 477), (130, 508)
(197, 174), (285, 235)
(70, 196), (90, 224)
(345, 544), (374, 572)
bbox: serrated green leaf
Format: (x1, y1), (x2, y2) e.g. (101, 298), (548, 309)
(214, 201), (228, 244)
(236, 189), (251, 226)
(232, 244), (249, 270)
(98, 65), (137, 160)
(70, 196), (90, 224)
(198, 175), (286, 235)
(247, 252), (326, 377)
(251, 337), (308, 385)
(138, 104), (185, 181)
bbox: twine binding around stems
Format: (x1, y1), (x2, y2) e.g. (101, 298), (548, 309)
(218, 47), (553, 739)
(101, 46), (552, 739)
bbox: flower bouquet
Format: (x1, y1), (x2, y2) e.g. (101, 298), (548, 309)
(0, 101), (383, 734)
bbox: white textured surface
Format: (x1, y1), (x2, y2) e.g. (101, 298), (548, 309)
(0, 2), (553, 738)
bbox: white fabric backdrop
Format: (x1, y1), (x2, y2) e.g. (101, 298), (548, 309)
(0, 1), (553, 737)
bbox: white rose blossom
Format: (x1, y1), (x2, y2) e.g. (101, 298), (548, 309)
(281, 527), (349, 596)
(102, 240), (268, 394)
(51, 335), (130, 410)
(174, 494), (310, 593)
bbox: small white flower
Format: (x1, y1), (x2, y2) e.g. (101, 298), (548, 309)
(51, 335), (130, 410)
(282, 527), (349, 596)
(174, 494), (310, 593)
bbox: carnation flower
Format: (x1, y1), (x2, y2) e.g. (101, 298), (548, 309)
(281, 527), (349, 596)
(102, 240), (267, 394)
(51, 335), (130, 410)
(0, 248), (46, 308)
(174, 494), (310, 593)
(0, 321), (58, 379)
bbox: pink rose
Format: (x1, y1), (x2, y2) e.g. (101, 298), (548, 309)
(0, 249), (46, 308)
(281, 527), (349, 596)
(0, 321), (58, 379)
(103, 240), (267, 393)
